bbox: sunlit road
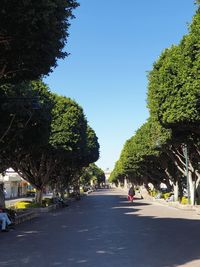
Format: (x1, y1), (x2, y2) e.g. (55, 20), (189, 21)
(1, 189), (200, 267)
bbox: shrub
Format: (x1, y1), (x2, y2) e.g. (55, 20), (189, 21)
(150, 190), (158, 197)
(14, 198), (55, 209)
(163, 192), (172, 200)
(14, 201), (43, 209)
(14, 201), (33, 209)
(181, 196), (189, 205)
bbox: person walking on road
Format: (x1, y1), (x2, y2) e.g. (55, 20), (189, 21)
(128, 186), (135, 202)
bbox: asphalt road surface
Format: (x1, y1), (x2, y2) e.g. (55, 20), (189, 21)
(1, 188), (200, 267)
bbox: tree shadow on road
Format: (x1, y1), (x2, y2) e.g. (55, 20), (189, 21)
(0, 192), (200, 267)
(110, 195), (200, 267)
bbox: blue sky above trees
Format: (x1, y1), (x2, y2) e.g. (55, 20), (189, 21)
(44, 0), (197, 171)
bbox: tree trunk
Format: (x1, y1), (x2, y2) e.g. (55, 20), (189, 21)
(0, 187), (5, 208)
(178, 180), (183, 202)
(188, 172), (195, 205)
(144, 183), (151, 194)
(60, 189), (65, 199)
(124, 178), (128, 189)
(173, 181), (179, 202)
(35, 188), (43, 204)
(52, 188), (57, 198)
(195, 172), (200, 204)
(165, 180), (173, 192)
(66, 187), (70, 197)
(196, 184), (200, 204)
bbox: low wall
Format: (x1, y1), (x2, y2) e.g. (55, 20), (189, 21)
(31, 204), (60, 213)
(15, 211), (38, 225)
(15, 204), (60, 224)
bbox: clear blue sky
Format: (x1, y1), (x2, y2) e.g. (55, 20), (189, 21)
(44, 0), (197, 171)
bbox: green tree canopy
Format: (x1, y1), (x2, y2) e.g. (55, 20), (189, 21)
(80, 164), (105, 186)
(81, 125), (100, 166)
(110, 118), (172, 187)
(50, 94), (87, 155)
(0, 80), (54, 205)
(0, 0), (79, 83)
(147, 6), (200, 134)
(0, 81), (53, 152)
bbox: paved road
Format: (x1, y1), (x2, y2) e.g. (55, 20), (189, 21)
(1, 189), (200, 267)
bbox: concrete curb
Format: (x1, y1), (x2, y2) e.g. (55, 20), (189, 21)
(115, 186), (200, 215)
(15, 211), (38, 225)
(14, 202), (68, 225)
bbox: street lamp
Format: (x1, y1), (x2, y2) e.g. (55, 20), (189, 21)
(183, 144), (190, 204)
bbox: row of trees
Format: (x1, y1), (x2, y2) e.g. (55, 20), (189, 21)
(0, 81), (100, 205)
(0, 1), (101, 206)
(110, 1), (200, 205)
(80, 163), (106, 187)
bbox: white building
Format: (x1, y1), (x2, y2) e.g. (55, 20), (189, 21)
(0, 168), (28, 198)
(104, 168), (111, 183)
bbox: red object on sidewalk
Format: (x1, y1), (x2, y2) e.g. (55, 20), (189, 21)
(128, 195), (134, 202)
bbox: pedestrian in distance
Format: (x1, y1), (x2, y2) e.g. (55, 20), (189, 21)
(128, 186), (135, 202)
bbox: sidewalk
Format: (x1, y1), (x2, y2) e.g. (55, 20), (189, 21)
(151, 198), (200, 215)
(116, 186), (200, 216)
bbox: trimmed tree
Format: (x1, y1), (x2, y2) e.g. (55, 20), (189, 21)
(147, 6), (200, 134)
(0, 0), (79, 83)
(0, 80), (53, 206)
(147, 5), (200, 204)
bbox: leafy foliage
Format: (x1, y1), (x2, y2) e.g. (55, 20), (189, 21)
(0, 81), (53, 153)
(0, 0), (79, 83)
(147, 7), (200, 133)
(50, 95), (87, 154)
(80, 164), (105, 186)
(110, 118), (173, 187)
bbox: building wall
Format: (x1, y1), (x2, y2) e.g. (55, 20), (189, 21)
(0, 168), (28, 199)
(104, 169), (111, 183)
